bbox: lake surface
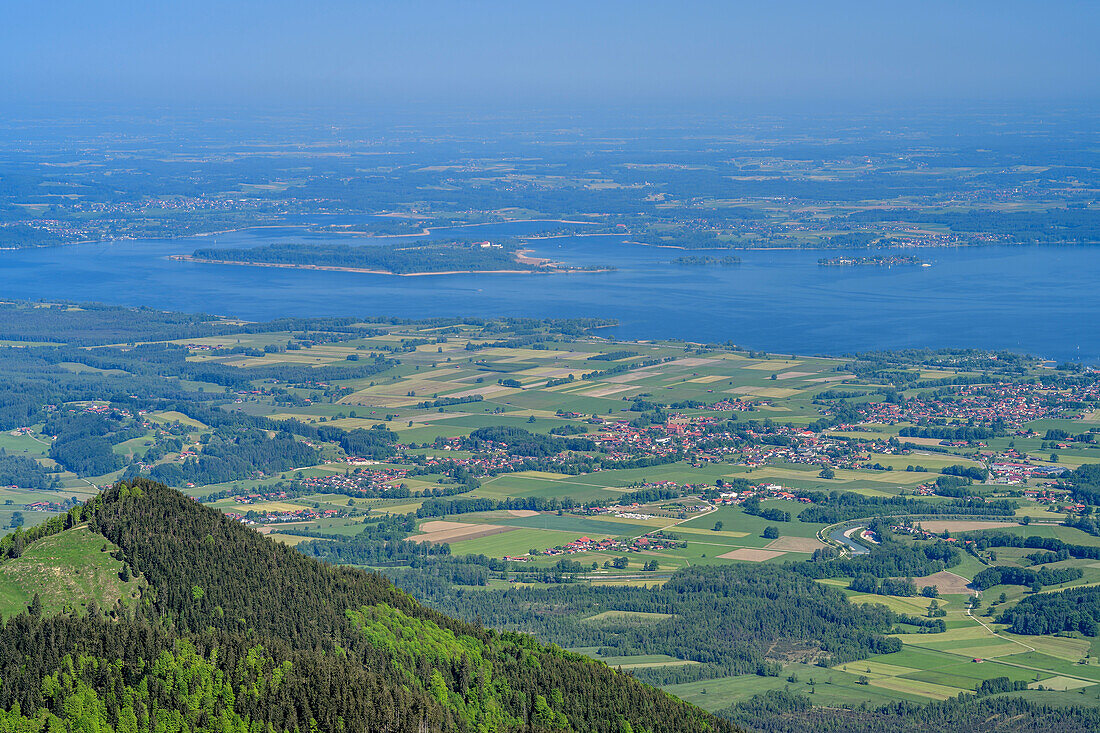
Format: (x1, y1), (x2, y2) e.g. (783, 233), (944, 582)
(0, 221), (1096, 363)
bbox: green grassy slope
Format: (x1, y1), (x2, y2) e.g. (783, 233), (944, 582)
(0, 525), (141, 617)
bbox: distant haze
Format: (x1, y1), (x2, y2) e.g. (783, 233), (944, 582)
(2, 0), (1098, 111)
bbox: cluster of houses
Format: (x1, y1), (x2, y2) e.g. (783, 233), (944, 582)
(709, 483), (811, 507)
(296, 467), (410, 495)
(989, 461), (1067, 484)
(529, 533), (684, 558)
(856, 382), (1077, 429)
(414, 412), (908, 480)
(707, 399), (756, 412)
(232, 491), (289, 505)
(1014, 487), (1092, 515)
(891, 523), (960, 542)
(24, 500), (67, 512)
(227, 506), (344, 525)
(738, 427), (858, 470)
(591, 417), (724, 460)
(584, 504), (658, 520)
(422, 442), (537, 474)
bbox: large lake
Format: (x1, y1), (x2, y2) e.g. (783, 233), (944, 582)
(0, 220), (1096, 362)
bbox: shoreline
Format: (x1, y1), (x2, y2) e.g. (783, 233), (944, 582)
(15, 215), (602, 249)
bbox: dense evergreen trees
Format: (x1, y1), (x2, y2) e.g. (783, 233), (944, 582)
(44, 411), (131, 477)
(971, 565), (1083, 591)
(996, 586), (1100, 636)
(720, 690), (1100, 732)
(463, 426), (596, 456)
(797, 491), (1014, 523)
(960, 530), (1100, 561)
(1070, 463), (1100, 505)
(148, 428), (320, 486)
(0, 479), (734, 733)
(396, 563), (903, 685)
(0, 449), (57, 489)
(296, 514), (453, 566)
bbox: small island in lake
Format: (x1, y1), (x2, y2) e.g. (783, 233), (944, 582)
(177, 239), (613, 276)
(818, 255), (925, 267)
(673, 255), (742, 266)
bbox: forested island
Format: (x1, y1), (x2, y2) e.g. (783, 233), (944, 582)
(183, 239), (611, 275)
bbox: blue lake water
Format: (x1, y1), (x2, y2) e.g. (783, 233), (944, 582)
(0, 221), (1096, 363)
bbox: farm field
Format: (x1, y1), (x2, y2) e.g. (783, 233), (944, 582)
(5, 311), (1100, 722)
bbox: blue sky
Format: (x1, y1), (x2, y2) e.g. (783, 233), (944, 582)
(3, 1), (1097, 109)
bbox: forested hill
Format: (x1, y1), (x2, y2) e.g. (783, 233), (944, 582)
(0, 479), (735, 733)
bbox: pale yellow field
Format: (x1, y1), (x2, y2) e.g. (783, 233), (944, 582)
(686, 375), (729, 384)
(410, 521), (515, 544)
(908, 571), (973, 595)
(766, 536), (827, 552)
(742, 360), (801, 371)
(716, 548), (785, 562)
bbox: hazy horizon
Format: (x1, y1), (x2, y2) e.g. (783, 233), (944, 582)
(4, 1), (1098, 111)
